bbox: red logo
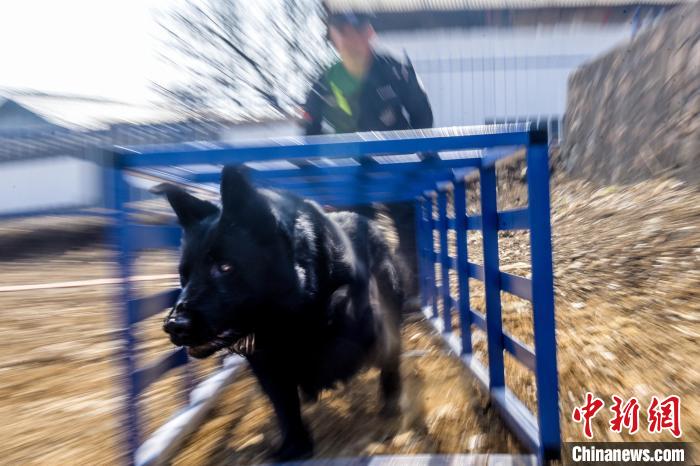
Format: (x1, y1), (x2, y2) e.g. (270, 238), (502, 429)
(647, 395), (682, 438)
(609, 395), (640, 434)
(573, 393), (683, 439)
(572, 392), (605, 439)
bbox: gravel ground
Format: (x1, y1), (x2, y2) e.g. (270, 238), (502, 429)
(1, 163), (697, 464)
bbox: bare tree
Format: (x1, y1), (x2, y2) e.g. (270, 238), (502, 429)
(156, 0), (333, 121)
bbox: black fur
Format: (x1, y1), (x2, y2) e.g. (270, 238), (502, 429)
(156, 166), (404, 461)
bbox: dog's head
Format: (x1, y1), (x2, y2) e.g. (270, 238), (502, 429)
(154, 167), (295, 358)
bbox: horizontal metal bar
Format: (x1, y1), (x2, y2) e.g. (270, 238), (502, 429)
(128, 288), (181, 324)
(282, 180), (444, 202)
(117, 129), (530, 168)
(480, 146), (524, 168)
(129, 224), (181, 250)
(440, 211), (528, 231)
(468, 262), (485, 281)
(190, 158), (481, 183)
(133, 347), (188, 396)
(325, 189), (437, 207)
(469, 310), (535, 371)
(498, 208), (530, 230)
(499, 272), (533, 301)
(466, 215), (482, 230)
(470, 309), (487, 331)
(503, 334), (536, 372)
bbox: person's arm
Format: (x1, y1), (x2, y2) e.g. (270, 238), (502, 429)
(302, 79), (325, 136)
(395, 56), (433, 129)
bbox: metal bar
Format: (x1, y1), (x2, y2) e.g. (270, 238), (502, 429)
(415, 198), (428, 311)
(498, 208), (530, 230)
(470, 309), (487, 331)
(526, 143), (561, 461)
(453, 178), (472, 355)
(468, 310), (535, 371)
(468, 262), (485, 281)
(189, 157), (479, 182)
(480, 146), (523, 168)
(312, 189), (436, 207)
(466, 215), (482, 230)
(258, 170), (456, 191)
(117, 130), (530, 168)
(502, 334), (536, 372)
(437, 187), (453, 332)
(499, 272), (533, 301)
(128, 288), (181, 324)
(479, 164), (505, 390)
(129, 224), (182, 251)
(133, 348), (189, 396)
(112, 165), (140, 464)
(432, 209), (530, 230)
(427, 195), (439, 319)
(280, 177), (446, 203)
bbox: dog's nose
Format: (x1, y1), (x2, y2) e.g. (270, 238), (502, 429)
(164, 314), (192, 338)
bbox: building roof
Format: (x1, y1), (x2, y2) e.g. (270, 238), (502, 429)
(326, 0), (691, 12)
(0, 99), (61, 132)
(0, 91), (185, 131)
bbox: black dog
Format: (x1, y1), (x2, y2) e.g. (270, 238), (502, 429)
(154, 166), (404, 460)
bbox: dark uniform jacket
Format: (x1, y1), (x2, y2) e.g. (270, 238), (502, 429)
(302, 51), (433, 135)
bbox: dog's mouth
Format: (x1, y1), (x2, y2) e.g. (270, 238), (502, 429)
(186, 329), (255, 359)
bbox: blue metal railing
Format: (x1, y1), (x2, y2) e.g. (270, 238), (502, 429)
(110, 124), (560, 464)
(415, 135), (560, 462)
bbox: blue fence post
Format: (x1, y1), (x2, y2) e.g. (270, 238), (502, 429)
(437, 186), (453, 332)
(453, 177), (472, 355)
(527, 140), (561, 461)
(422, 196), (433, 312)
(426, 192), (439, 319)
(415, 197), (427, 311)
(111, 161), (140, 465)
(479, 163), (505, 390)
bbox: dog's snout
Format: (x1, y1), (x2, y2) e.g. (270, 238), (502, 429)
(164, 314), (192, 338)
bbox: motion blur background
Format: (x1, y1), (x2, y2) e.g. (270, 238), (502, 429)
(0, 0), (697, 464)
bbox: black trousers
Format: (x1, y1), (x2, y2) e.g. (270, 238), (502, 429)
(347, 200), (420, 313)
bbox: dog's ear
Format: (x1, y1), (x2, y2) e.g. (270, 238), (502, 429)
(220, 166), (276, 232)
(151, 183), (219, 229)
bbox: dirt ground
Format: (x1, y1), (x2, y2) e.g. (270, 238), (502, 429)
(1, 162), (698, 465)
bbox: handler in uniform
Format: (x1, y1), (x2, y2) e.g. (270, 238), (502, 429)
(302, 10), (434, 313)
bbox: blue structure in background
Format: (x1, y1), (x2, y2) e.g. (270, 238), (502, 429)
(109, 124), (560, 465)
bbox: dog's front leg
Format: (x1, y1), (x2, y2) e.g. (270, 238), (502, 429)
(248, 351), (313, 461)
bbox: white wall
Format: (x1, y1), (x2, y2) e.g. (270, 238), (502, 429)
(0, 156), (102, 216)
(377, 23), (632, 127)
(220, 120), (302, 142)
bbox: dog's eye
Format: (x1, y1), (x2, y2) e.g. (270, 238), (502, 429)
(211, 263), (233, 278)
